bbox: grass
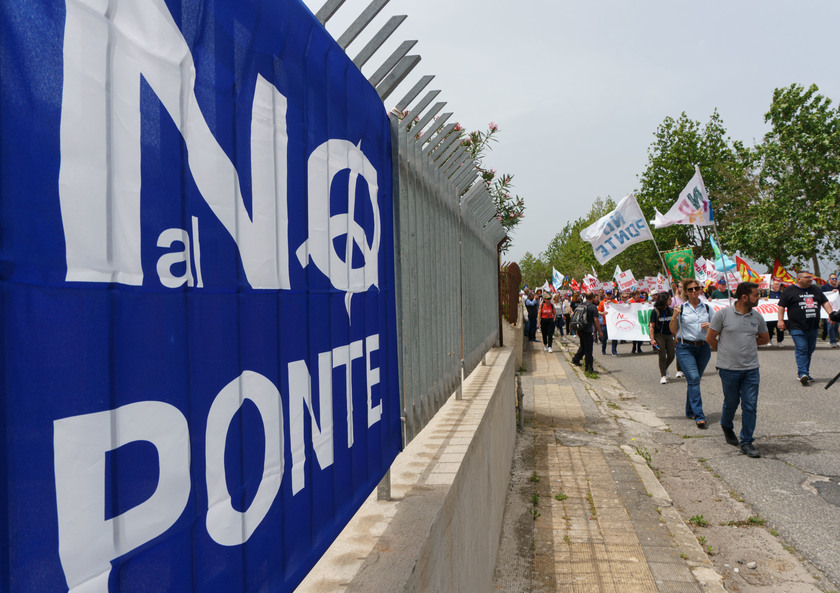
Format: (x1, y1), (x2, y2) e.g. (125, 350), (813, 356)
(770, 529), (779, 537)
(680, 552), (688, 559)
(563, 534), (571, 543)
(606, 402), (620, 409)
(698, 536), (707, 544)
(688, 515), (708, 527)
(584, 370), (600, 379)
(729, 490), (745, 503)
(586, 490), (597, 518)
(726, 516), (767, 527)
(531, 493), (540, 506)
(529, 508), (540, 521)
(529, 471), (540, 483)
(634, 446), (653, 468)
(555, 492), (568, 501)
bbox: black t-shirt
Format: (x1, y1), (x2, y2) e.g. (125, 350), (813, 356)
(778, 284), (828, 331)
(649, 307), (673, 336)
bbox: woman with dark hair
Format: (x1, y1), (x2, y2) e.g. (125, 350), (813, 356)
(649, 292), (676, 384)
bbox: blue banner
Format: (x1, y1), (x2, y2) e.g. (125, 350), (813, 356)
(0, 1), (400, 592)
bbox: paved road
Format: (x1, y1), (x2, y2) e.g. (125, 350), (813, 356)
(586, 336), (840, 586)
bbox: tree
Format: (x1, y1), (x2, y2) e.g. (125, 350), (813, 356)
(635, 110), (752, 263)
(518, 251), (550, 290)
(753, 84), (840, 276)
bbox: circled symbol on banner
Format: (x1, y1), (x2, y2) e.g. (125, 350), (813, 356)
(296, 140), (381, 316)
(614, 312), (636, 331)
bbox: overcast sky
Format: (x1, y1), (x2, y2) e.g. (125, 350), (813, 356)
(302, 0), (840, 267)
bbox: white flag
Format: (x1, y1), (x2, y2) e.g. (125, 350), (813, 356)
(580, 193), (654, 264)
(552, 267), (564, 289)
(613, 264), (622, 280)
(651, 166), (713, 228)
(694, 256), (707, 283)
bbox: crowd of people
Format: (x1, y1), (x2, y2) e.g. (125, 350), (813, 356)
(521, 271), (840, 458)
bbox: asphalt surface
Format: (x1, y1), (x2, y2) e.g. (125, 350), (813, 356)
(586, 334), (840, 587)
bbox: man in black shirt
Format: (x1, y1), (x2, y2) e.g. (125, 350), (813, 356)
(778, 271), (836, 385)
(571, 292), (603, 374)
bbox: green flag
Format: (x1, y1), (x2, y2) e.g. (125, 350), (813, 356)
(663, 248), (694, 282)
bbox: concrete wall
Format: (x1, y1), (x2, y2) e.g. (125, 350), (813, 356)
(501, 306), (523, 372)
(296, 347), (516, 593)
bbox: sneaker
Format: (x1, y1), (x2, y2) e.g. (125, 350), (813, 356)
(548, 347), (552, 353)
(675, 371), (685, 379)
(740, 443), (761, 458)
(601, 350), (606, 355)
(571, 359), (582, 367)
(611, 352), (618, 356)
(722, 427), (739, 447)
(807, 375), (816, 383)
(832, 343), (839, 348)
(776, 342), (783, 347)
(660, 376), (667, 384)
(800, 375), (810, 386)
(544, 345), (548, 351)
(665, 371), (672, 379)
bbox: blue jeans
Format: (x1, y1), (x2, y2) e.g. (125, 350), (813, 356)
(719, 367), (760, 444)
(829, 322), (838, 346)
(789, 328), (818, 377)
(676, 342), (712, 422)
(600, 323), (617, 354)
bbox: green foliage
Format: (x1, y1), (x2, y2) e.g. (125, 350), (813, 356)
(753, 84), (840, 275)
(688, 514), (708, 527)
(636, 110), (752, 262)
(518, 251), (551, 289)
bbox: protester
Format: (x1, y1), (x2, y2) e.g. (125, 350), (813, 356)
(777, 271), (835, 385)
(539, 295), (556, 352)
(564, 293), (573, 335)
(711, 278), (731, 300)
(571, 292), (602, 374)
(569, 293), (582, 336)
(553, 293), (565, 338)
(669, 278), (713, 429)
(649, 292), (676, 384)
(706, 282), (770, 458)
(766, 279), (785, 347)
(821, 274), (839, 347)
(525, 291), (539, 342)
(598, 288), (619, 356)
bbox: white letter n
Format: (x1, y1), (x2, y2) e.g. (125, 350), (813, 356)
(59, 0), (290, 289)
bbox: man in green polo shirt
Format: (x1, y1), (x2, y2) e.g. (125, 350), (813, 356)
(706, 282), (770, 458)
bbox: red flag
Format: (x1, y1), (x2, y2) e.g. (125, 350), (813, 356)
(735, 256), (762, 282)
(570, 278), (580, 291)
(772, 259), (796, 283)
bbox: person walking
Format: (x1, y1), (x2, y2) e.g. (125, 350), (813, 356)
(766, 279), (785, 347)
(598, 288), (619, 356)
(553, 293), (565, 339)
(525, 291), (539, 342)
(777, 271), (836, 385)
(649, 292), (676, 384)
(669, 279), (713, 429)
(706, 282), (770, 458)
(539, 296), (556, 353)
(571, 292), (602, 374)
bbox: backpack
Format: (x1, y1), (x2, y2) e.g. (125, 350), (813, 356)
(570, 304), (589, 332)
(540, 301), (555, 319)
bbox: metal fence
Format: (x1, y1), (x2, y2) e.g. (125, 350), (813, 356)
(315, 0), (508, 444)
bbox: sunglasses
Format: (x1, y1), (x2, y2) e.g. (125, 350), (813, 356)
(685, 287), (701, 292)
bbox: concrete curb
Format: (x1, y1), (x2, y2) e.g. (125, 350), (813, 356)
(622, 445), (727, 593)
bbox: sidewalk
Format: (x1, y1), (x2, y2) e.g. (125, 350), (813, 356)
(493, 338), (724, 592)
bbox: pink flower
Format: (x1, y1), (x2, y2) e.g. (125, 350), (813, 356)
(490, 168), (497, 174)
(488, 121), (498, 131)
(453, 122), (463, 132)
